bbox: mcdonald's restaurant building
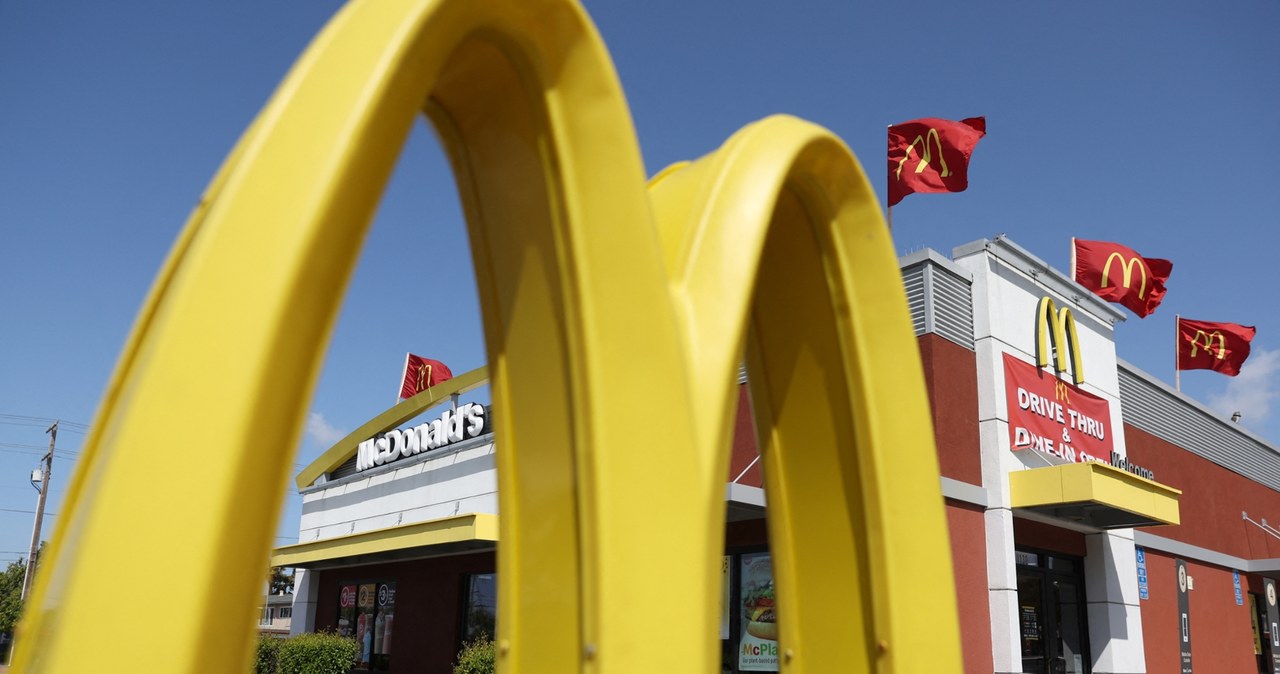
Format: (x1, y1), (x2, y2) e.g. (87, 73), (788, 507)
(272, 236), (1280, 674)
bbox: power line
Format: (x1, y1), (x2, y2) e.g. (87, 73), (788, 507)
(0, 508), (56, 517)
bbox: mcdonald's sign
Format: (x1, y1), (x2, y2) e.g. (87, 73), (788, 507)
(1072, 238), (1172, 318)
(1102, 252), (1148, 299)
(1004, 352), (1113, 466)
(11, 1), (961, 672)
(1189, 330), (1227, 359)
(1034, 296), (1085, 386)
(886, 116), (985, 206)
(1178, 317), (1255, 376)
(894, 127), (951, 180)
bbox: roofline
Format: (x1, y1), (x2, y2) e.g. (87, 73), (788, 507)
(952, 235), (1128, 324)
(295, 366), (490, 489)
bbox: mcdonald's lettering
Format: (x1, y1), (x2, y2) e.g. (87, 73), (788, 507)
(895, 127), (950, 180)
(1034, 296), (1085, 385)
(1190, 330), (1227, 359)
(355, 402), (486, 472)
(1101, 252), (1148, 299)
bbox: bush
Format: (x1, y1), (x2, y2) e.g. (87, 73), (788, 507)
(453, 636), (496, 674)
(256, 632), (358, 674)
(254, 635), (282, 674)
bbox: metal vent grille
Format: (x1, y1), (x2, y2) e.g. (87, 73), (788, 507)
(329, 454), (359, 481)
(1119, 364), (1280, 492)
(900, 256), (974, 350)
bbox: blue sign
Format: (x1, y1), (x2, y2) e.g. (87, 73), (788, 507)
(1136, 547), (1149, 600)
(1233, 570), (1244, 606)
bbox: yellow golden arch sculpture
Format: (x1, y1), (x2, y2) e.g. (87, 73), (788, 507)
(14, 0), (960, 672)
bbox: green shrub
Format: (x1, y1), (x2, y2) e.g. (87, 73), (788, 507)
(453, 636), (496, 674)
(270, 632), (359, 674)
(254, 635), (282, 674)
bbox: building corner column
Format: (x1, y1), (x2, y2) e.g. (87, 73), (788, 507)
(290, 567), (320, 636)
(1085, 530), (1146, 674)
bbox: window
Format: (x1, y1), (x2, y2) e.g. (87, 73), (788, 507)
(463, 573), (497, 641)
(278, 607), (292, 620)
(258, 608), (274, 626)
(336, 580), (396, 672)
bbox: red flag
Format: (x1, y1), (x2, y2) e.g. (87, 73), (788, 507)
(399, 354), (454, 399)
(1073, 238), (1172, 318)
(1177, 319), (1255, 376)
(887, 116), (986, 206)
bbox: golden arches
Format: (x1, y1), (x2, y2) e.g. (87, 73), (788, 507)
(14, 1), (958, 672)
(1101, 252), (1148, 299)
(1189, 330), (1227, 359)
(894, 127), (951, 180)
(649, 115), (961, 671)
(1035, 296), (1085, 386)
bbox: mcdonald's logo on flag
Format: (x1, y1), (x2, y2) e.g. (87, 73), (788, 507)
(399, 354), (453, 399)
(887, 116), (986, 206)
(1073, 238), (1172, 318)
(1177, 318), (1256, 376)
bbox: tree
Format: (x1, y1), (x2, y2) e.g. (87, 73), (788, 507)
(270, 566), (295, 595)
(0, 556), (28, 636)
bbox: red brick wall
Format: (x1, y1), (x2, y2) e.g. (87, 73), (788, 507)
(315, 551), (495, 674)
(947, 501), (994, 674)
(1012, 518), (1087, 557)
(1139, 550), (1257, 673)
(728, 385), (763, 487)
(1127, 425), (1280, 560)
(917, 335), (982, 485)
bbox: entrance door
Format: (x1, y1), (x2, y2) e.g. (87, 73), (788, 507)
(1017, 550), (1090, 674)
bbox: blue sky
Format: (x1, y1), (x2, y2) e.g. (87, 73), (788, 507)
(2, 1), (1277, 563)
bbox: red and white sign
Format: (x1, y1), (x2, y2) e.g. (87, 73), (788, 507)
(1003, 353), (1113, 464)
(340, 585), (356, 608)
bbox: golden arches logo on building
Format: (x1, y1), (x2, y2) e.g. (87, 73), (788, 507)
(894, 127), (951, 180)
(1190, 330), (1227, 359)
(1101, 252), (1148, 298)
(1035, 296), (1085, 386)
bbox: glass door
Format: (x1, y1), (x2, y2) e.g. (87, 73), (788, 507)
(1017, 550), (1090, 674)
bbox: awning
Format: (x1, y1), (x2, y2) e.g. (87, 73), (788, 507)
(271, 513), (498, 570)
(1010, 461), (1181, 530)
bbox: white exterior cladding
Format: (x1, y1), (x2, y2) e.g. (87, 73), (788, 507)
(297, 433), (498, 543)
(952, 237), (1147, 674)
(289, 427), (496, 636)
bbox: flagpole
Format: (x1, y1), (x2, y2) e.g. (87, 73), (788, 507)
(1175, 315), (1181, 392)
(1070, 237), (1077, 280)
(887, 205), (893, 231)
(398, 352), (411, 404)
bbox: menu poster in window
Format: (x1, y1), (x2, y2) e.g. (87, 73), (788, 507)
(375, 582), (396, 657)
(1266, 579), (1280, 674)
(356, 583), (377, 668)
(1176, 559), (1191, 674)
(720, 556), (730, 640)
(337, 585), (357, 638)
(1020, 604), (1041, 645)
(738, 553), (778, 672)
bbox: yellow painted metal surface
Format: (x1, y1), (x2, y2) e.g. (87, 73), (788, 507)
(1010, 462), (1182, 526)
(270, 513), (498, 568)
(1034, 296), (1085, 385)
(648, 116), (962, 672)
(13, 0), (961, 672)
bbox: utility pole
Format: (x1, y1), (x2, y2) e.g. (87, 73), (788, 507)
(21, 421), (55, 601)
